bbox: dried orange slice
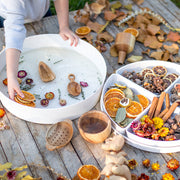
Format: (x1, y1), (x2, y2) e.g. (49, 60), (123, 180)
(104, 88), (124, 97)
(17, 90), (35, 102)
(152, 66), (167, 77)
(164, 73), (177, 82)
(126, 101), (143, 119)
(137, 94), (149, 109)
(75, 26), (91, 36)
(104, 91), (124, 102)
(14, 96), (36, 107)
(140, 68), (153, 77)
(144, 73), (155, 80)
(104, 97), (121, 117)
(77, 165), (100, 180)
(124, 28), (139, 38)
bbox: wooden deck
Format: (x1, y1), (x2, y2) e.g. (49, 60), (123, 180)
(0, 0), (180, 179)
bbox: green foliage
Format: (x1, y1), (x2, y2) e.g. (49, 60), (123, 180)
(171, 0), (180, 8)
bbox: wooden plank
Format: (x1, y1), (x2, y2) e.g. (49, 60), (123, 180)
(0, 28), (5, 50)
(0, 143), (8, 163)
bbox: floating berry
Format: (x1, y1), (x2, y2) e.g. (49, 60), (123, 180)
(59, 99), (66, 106)
(45, 92), (55, 100)
(26, 78), (33, 85)
(80, 81), (88, 87)
(18, 70), (27, 78)
(40, 99), (49, 107)
(0, 108), (5, 118)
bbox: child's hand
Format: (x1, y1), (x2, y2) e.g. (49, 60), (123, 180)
(7, 77), (24, 100)
(59, 27), (79, 47)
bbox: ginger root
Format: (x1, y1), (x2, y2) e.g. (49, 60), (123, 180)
(104, 175), (127, 180)
(101, 134), (125, 152)
(106, 153), (128, 165)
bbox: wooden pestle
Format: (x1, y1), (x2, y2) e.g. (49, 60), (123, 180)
(115, 32), (135, 64)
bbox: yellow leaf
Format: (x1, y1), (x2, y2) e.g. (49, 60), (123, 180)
(22, 175), (42, 180)
(14, 171), (27, 180)
(111, 2), (122, 9)
(124, 4), (132, 11)
(0, 162), (12, 171)
(14, 165), (28, 171)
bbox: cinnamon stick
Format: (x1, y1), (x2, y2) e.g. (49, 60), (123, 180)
(158, 108), (168, 118)
(154, 92), (166, 117)
(165, 93), (170, 109)
(148, 97), (159, 119)
(162, 102), (179, 122)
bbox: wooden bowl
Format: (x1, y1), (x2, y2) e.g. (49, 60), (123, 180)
(78, 110), (111, 143)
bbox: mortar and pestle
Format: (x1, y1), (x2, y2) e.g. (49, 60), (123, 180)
(115, 32), (136, 64)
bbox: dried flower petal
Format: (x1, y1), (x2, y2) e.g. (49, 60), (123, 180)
(151, 162), (160, 171)
(128, 159), (138, 169)
(162, 173), (175, 180)
(152, 117), (163, 129)
(158, 127), (169, 137)
(142, 159), (150, 168)
(80, 81), (88, 87)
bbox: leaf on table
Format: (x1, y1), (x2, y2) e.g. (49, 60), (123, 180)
(144, 35), (162, 49)
(163, 43), (179, 55)
(74, 10), (90, 24)
(136, 29), (148, 43)
(126, 17), (135, 26)
(111, 1), (122, 10)
(167, 31), (180, 42)
(161, 51), (170, 61)
(132, 0), (144, 5)
(115, 13), (127, 22)
(104, 10), (117, 21)
(14, 165), (28, 171)
(150, 50), (164, 60)
(78, 34), (93, 44)
(127, 55), (143, 63)
(142, 49), (151, 56)
(157, 34), (165, 42)
(123, 4), (133, 11)
(147, 24), (160, 36)
(96, 0), (110, 10)
(87, 21), (104, 33)
(0, 162), (12, 171)
(115, 108), (126, 123)
(97, 31), (114, 43)
(173, 56), (180, 63)
(90, 2), (105, 15)
(136, 14), (151, 25)
(14, 171), (27, 180)
(110, 44), (118, 57)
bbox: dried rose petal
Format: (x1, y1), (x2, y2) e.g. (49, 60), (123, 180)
(130, 120), (141, 131)
(26, 78), (33, 85)
(142, 159), (150, 168)
(40, 99), (49, 107)
(59, 99), (67, 106)
(17, 70), (27, 78)
(7, 170), (16, 180)
(80, 81), (88, 87)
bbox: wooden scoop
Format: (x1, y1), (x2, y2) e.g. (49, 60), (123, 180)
(67, 74), (81, 96)
(46, 119), (73, 151)
(38, 61), (56, 82)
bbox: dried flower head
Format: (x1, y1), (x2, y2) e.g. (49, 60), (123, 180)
(162, 173), (175, 180)
(7, 170), (16, 180)
(152, 117), (164, 129)
(138, 173), (149, 180)
(142, 159), (150, 168)
(128, 159), (138, 169)
(167, 159), (179, 171)
(158, 127), (169, 137)
(151, 162), (160, 171)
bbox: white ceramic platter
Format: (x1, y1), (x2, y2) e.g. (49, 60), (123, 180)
(0, 34), (107, 124)
(100, 60), (180, 153)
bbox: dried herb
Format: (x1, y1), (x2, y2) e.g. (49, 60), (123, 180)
(19, 61), (24, 64)
(53, 59), (63, 64)
(115, 108), (126, 123)
(58, 89), (61, 100)
(81, 88), (85, 100)
(33, 94), (41, 100)
(68, 94), (80, 100)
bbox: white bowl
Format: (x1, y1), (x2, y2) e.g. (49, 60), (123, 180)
(0, 34), (107, 124)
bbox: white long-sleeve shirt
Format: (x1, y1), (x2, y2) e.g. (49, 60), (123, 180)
(0, 0), (51, 51)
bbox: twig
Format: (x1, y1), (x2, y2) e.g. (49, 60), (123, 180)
(68, 94), (80, 100)
(53, 59), (63, 64)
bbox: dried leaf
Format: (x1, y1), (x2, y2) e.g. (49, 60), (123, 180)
(163, 43), (179, 55)
(144, 35), (162, 49)
(173, 56), (180, 62)
(115, 14), (127, 22)
(124, 4), (132, 11)
(14, 165), (28, 171)
(97, 32), (114, 43)
(78, 34), (93, 44)
(136, 29), (148, 43)
(74, 10), (90, 24)
(136, 14), (151, 25)
(127, 55), (143, 63)
(161, 51), (170, 61)
(97, 0), (110, 10)
(147, 24), (160, 35)
(115, 108), (126, 123)
(90, 3), (105, 15)
(142, 49), (151, 56)
(151, 16), (162, 26)
(150, 50), (163, 60)
(133, 0), (144, 5)
(167, 31), (180, 42)
(87, 21), (104, 33)
(0, 162), (12, 171)
(123, 87), (134, 99)
(15, 171), (27, 180)
(134, 95), (140, 102)
(104, 10), (117, 21)
(110, 44), (118, 57)
(157, 34), (165, 42)
(111, 2), (122, 10)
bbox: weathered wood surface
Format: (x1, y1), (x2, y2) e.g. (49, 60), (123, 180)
(0, 0), (180, 179)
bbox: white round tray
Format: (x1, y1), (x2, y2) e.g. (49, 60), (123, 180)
(100, 61), (180, 153)
(0, 34), (107, 124)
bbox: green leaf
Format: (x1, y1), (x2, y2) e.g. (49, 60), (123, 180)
(123, 87), (134, 100)
(14, 165), (28, 171)
(115, 108), (126, 123)
(15, 171), (27, 180)
(0, 162), (12, 171)
(133, 95), (140, 102)
(123, 4), (132, 11)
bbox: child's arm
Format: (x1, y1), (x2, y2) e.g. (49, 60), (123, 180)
(6, 48), (24, 100)
(54, 0), (78, 46)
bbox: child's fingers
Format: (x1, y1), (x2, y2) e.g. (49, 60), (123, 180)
(16, 88), (24, 98)
(8, 90), (15, 100)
